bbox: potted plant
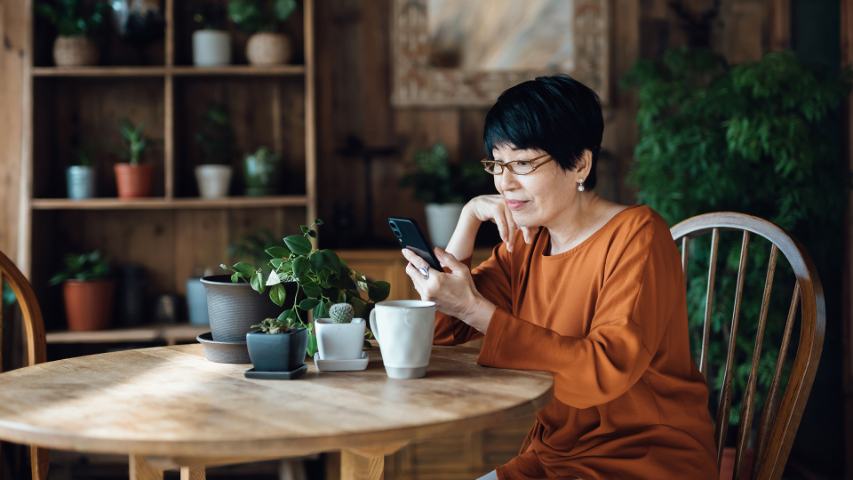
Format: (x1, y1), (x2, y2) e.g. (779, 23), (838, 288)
(246, 315), (308, 375)
(194, 104), (235, 198)
(50, 250), (114, 331)
(66, 147), (95, 200)
(399, 143), (489, 247)
(36, 0), (109, 67)
(314, 302), (366, 360)
(191, 3), (231, 67)
(228, 0), (297, 66)
(114, 119), (154, 198)
(623, 48), (851, 478)
(221, 219), (390, 357)
(243, 146), (282, 196)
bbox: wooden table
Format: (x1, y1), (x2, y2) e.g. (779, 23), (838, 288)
(0, 344), (552, 479)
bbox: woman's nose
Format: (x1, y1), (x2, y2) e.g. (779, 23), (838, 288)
(498, 169), (520, 191)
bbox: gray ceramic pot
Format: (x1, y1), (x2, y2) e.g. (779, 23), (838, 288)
(201, 275), (280, 342)
(247, 328), (308, 372)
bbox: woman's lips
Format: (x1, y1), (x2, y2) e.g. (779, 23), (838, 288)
(505, 200), (528, 210)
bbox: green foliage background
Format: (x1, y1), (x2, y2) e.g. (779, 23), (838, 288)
(623, 49), (850, 429)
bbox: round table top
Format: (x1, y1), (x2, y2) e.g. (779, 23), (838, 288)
(0, 344), (552, 458)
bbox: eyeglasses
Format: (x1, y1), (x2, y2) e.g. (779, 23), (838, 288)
(480, 153), (553, 175)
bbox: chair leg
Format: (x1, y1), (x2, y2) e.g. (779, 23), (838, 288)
(30, 446), (48, 480)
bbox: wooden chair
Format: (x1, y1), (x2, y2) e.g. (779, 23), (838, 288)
(671, 212), (825, 480)
(0, 250), (48, 480)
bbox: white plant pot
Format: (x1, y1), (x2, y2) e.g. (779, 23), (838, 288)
(425, 203), (464, 248)
(192, 29), (231, 67)
(195, 165), (232, 199)
(315, 318), (365, 360)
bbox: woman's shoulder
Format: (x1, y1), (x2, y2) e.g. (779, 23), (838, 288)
(604, 204), (672, 245)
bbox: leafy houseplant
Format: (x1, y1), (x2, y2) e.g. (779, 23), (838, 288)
(67, 147), (95, 200)
(191, 3), (231, 66)
(243, 146), (282, 196)
(194, 104), (236, 198)
(399, 143), (489, 247)
(623, 49), (851, 434)
(221, 219), (391, 357)
(36, 0), (109, 66)
(228, 0), (297, 65)
(114, 119), (154, 198)
(50, 250), (115, 331)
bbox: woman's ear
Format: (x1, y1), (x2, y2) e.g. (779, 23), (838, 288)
(575, 150), (593, 179)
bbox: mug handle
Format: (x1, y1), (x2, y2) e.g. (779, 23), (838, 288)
(369, 309), (380, 345)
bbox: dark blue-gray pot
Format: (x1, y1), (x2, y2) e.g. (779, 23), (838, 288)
(247, 327), (308, 372)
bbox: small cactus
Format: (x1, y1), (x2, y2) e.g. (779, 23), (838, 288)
(329, 303), (354, 324)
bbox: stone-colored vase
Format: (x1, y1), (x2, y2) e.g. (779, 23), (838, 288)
(246, 33), (292, 65)
(53, 36), (98, 67)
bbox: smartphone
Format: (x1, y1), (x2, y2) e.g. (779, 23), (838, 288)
(387, 217), (442, 271)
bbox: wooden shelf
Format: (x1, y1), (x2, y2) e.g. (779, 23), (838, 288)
(46, 324), (208, 345)
(30, 196), (309, 210)
(32, 65), (306, 78)
(171, 65), (306, 76)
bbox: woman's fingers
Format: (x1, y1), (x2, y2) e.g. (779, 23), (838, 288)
(401, 248), (431, 272)
(503, 207), (518, 252)
(521, 226), (532, 244)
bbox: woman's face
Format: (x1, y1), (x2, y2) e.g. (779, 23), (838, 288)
(491, 144), (583, 228)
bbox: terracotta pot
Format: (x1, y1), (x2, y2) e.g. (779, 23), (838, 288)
(246, 33), (291, 65)
(53, 36), (98, 67)
(63, 280), (115, 331)
(719, 446), (754, 480)
(114, 163), (154, 198)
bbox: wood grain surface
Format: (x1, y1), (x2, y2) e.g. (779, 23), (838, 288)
(0, 344), (552, 459)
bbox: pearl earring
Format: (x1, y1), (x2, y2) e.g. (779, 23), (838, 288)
(577, 179), (585, 192)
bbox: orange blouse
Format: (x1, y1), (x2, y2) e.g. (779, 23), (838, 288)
(434, 205), (718, 479)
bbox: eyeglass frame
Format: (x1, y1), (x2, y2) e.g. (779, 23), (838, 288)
(480, 152), (553, 175)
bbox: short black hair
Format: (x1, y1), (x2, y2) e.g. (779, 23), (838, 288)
(483, 75), (603, 190)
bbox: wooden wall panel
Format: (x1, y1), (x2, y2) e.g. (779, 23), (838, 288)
(0, 0), (29, 262)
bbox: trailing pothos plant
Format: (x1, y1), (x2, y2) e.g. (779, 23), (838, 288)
(221, 220), (390, 354)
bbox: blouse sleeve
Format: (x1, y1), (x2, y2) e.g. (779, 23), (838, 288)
(477, 220), (680, 409)
(434, 239), (515, 346)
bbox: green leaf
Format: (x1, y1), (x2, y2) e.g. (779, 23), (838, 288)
(298, 298), (319, 311)
(250, 270), (265, 293)
(301, 282), (322, 298)
(232, 262), (256, 279)
(283, 235), (312, 255)
(292, 256), (310, 279)
(265, 246), (290, 258)
(230, 272), (241, 283)
(269, 284), (287, 306)
(367, 281), (391, 302)
(306, 327), (318, 357)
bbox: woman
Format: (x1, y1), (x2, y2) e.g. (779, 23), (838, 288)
(401, 75), (717, 479)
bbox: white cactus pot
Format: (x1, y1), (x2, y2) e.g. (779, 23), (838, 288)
(315, 318), (365, 360)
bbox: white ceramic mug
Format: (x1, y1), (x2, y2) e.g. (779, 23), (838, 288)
(369, 300), (436, 379)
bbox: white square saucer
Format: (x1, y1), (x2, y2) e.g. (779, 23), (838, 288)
(313, 352), (369, 372)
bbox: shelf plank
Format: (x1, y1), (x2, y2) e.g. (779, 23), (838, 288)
(46, 324), (208, 345)
(30, 196), (309, 210)
(32, 65), (306, 78)
(170, 65), (306, 76)
(32, 67), (167, 77)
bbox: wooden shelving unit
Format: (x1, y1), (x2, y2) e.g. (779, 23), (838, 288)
(21, 0), (316, 337)
(45, 324), (208, 345)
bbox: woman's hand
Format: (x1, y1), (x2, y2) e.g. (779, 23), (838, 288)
(401, 247), (495, 333)
(465, 195), (532, 252)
